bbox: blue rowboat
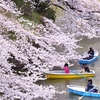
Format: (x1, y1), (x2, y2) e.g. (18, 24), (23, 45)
(67, 85), (100, 98)
(79, 50), (99, 64)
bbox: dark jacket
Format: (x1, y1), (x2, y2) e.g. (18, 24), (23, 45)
(86, 83), (93, 91)
(88, 48), (94, 59)
(84, 66), (90, 72)
(86, 82), (98, 93)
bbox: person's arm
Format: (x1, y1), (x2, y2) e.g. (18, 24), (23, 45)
(85, 84), (89, 91)
(88, 50), (90, 54)
(79, 64), (84, 68)
(92, 50), (94, 55)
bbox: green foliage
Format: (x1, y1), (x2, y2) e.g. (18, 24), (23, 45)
(42, 8), (56, 22)
(11, 0), (25, 8)
(7, 31), (17, 40)
(36, 2), (49, 13)
(11, 0), (31, 14)
(18, 12), (42, 25)
(34, 1), (56, 22)
(12, 0), (56, 23)
(31, 12), (42, 24)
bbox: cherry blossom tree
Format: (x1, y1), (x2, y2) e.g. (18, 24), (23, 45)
(0, 0), (100, 100)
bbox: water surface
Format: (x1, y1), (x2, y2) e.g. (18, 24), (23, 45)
(37, 37), (100, 100)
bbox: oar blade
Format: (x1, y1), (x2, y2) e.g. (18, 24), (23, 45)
(78, 96), (83, 100)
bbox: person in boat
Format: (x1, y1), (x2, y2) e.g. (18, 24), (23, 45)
(83, 47), (94, 60)
(85, 79), (98, 93)
(83, 64), (90, 72)
(80, 63), (90, 73)
(64, 63), (70, 73)
(88, 47), (94, 59)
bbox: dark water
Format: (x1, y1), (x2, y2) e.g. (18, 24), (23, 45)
(37, 37), (100, 100)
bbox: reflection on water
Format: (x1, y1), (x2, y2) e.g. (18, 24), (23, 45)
(37, 37), (100, 100)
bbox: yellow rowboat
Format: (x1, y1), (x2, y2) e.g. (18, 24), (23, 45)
(45, 70), (95, 79)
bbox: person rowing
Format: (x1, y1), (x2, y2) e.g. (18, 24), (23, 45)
(85, 79), (98, 93)
(79, 63), (90, 73)
(83, 47), (94, 59)
(88, 47), (94, 59)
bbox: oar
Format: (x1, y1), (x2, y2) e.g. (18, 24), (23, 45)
(78, 85), (97, 100)
(71, 70), (87, 78)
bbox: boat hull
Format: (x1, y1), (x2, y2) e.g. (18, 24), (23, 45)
(45, 70), (95, 79)
(67, 85), (100, 98)
(79, 50), (99, 64)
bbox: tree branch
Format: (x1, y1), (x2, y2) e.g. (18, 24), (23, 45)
(49, 3), (67, 11)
